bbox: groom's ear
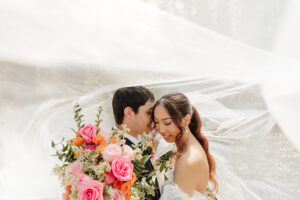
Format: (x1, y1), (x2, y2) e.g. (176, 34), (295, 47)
(124, 107), (134, 118)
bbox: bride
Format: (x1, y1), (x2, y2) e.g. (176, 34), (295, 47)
(152, 92), (218, 199)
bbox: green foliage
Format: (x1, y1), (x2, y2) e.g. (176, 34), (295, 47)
(51, 139), (76, 163)
(156, 150), (175, 181)
(205, 188), (218, 200)
(159, 160), (167, 173)
(95, 105), (103, 133)
(70, 188), (79, 200)
(74, 103), (85, 131)
(132, 154), (153, 178)
(131, 177), (156, 200)
(52, 164), (66, 186)
(156, 150), (173, 173)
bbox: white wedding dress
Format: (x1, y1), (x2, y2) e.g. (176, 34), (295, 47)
(1, 0), (300, 200)
(160, 174), (208, 200)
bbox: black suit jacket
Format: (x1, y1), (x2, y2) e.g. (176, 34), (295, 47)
(125, 138), (161, 200)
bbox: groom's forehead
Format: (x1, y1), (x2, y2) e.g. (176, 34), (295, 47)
(141, 100), (154, 110)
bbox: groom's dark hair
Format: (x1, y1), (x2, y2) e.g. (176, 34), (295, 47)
(112, 86), (155, 124)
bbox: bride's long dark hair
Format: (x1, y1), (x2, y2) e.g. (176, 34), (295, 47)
(152, 92), (218, 192)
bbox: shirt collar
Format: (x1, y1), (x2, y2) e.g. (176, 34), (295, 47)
(113, 125), (140, 145)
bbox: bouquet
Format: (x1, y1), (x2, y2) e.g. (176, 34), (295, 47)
(52, 104), (157, 200)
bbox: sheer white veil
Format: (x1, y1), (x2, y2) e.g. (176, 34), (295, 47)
(0, 0), (299, 199)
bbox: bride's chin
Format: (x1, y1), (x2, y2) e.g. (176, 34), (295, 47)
(162, 136), (174, 143)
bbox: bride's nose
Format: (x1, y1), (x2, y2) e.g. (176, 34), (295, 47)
(158, 124), (166, 134)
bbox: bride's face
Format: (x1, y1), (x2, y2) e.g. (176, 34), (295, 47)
(153, 104), (180, 143)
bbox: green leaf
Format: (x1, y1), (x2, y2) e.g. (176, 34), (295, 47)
(147, 170), (156, 177)
(159, 161), (167, 172)
(141, 155), (151, 165)
(71, 128), (76, 134)
(51, 140), (55, 148)
(62, 144), (68, 152)
(164, 174), (168, 181)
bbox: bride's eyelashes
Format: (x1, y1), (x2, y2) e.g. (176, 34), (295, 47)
(154, 121), (172, 126)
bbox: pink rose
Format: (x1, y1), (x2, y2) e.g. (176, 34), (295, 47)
(80, 124), (97, 143)
(65, 160), (83, 176)
(122, 145), (134, 161)
(78, 179), (104, 200)
(99, 128), (112, 142)
(75, 175), (92, 189)
(104, 171), (116, 185)
(111, 156), (133, 181)
(85, 144), (97, 151)
(111, 189), (125, 200)
(102, 144), (122, 162)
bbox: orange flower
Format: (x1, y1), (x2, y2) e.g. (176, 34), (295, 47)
(125, 191), (131, 200)
(130, 173), (136, 185)
(110, 140), (117, 144)
(97, 143), (108, 154)
(72, 137), (84, 146)
(93, 135), (106, 145)
(76, 131), (81, 137)
(113, 180), (123, 190)
(62, 192), (70, 200)
(65, 185), (72, 194)
(121, 181), (131, 195)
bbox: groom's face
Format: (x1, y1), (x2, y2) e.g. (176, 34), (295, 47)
(132, 99), (154, 134)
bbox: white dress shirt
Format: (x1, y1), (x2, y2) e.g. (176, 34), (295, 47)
(113, 125), (140, 145)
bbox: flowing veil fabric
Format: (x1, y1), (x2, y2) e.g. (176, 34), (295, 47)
(0, 0), (300, 199)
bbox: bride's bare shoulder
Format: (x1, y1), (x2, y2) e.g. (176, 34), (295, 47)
(178, 146), (209, 171)
(174, 147), (209, 195)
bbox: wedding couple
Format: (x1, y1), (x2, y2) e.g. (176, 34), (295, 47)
(112, 86), (218, 200)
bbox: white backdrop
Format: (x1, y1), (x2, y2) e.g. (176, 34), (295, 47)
(0, 0), (299, 199)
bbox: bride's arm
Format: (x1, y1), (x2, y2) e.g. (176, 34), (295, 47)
(174, 154), (209, 197)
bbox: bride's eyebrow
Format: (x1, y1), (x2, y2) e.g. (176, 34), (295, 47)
(162, 118), (171, 120)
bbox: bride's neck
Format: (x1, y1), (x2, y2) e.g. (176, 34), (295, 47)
(176, 129), (193, 153)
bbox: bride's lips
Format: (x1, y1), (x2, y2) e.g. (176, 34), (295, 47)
(161, 134), (171, 140)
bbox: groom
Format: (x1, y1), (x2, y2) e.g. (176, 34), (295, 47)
(112, 86), (161, 200)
